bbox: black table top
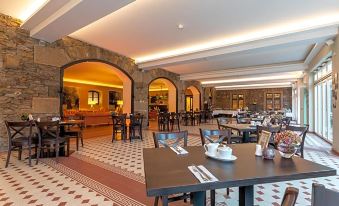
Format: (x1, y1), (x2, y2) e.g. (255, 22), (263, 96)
(143, 144), (336, 196)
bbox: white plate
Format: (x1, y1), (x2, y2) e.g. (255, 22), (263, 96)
(205, 152), (237, 162)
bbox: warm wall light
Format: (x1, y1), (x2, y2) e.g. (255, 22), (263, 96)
(117, 100), (123, 106)
(20, 0), (49, 21)
(135, 13), (339, 63)
(215, 82), (291, 89)
(201, 72), (302, 85)
(64, 78), (123, 89)
(88, 99), (98, 108)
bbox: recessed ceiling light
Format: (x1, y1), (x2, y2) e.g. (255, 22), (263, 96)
(178, 24), (184, 29)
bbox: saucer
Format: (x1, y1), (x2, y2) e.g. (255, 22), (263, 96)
(205, 152), (237, 162)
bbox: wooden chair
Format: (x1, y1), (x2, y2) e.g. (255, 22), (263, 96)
(281, 187), (299, 206)
(152, 131), (190, 206)
(199, 128), (232, 145)
(219, 125), (243, 144)
(286, 125), (309, 158)
(311, 183), (339, 206)
(61, 115), (84, 151)
(35, 121), (68, 163)
(169, 112), (180, 131)
(216, 117), (231, 129)
(5, 121), (37, 167)
(199, 129), (231, 205)
(158, 112), (170, 131)
(129, 114), (143, 142)
(112, 114), (127, 142)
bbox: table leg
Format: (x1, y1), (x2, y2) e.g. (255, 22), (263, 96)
(243, 132), (250, 143)
(239, 185), (254, 206)
(192, 191), (206, 206)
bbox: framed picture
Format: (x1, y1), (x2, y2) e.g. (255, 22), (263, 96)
(258, 130), (271, 149)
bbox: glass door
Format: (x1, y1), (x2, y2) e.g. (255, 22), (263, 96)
(185, 95), (193, 112)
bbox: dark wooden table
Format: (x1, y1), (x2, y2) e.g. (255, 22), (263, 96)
(143, 144), (336, 206)
(221, 124), (257, 142)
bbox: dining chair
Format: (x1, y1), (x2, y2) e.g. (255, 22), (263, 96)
(216, 117), (231, 129)
(112, 114), (127, 142)
(61, 115), (84, 151)
(5, 120), (37, 167)
(169, 112), (180, 131)
(158, 112), (170, 131)
(152, 131), (190, 206)
(35, 121), (69, 162)
(199, 128), (232, 145)
(199, 128), (231, 205)
(129, 114), (143, 142)
(153, 130), (188, 148)
(281, 187), (299, 206)
(311, 183), (339, 206)
(286, 124), (309, 158)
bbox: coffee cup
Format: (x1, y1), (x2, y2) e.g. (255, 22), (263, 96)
(217, 146), (232, 159)
(204, 143), (219, 156)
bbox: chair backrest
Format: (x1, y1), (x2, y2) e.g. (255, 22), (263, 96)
(281, 187), (299, 206)
(170, 112), (180, 120)
(217, 117), (230, 129)
(199, 128), (231, 145)
(158, 112), (170, 122)
(5, 121), (34, 145)
(153, 131), (188, 148)
(112, 114), (127, 126)
(130, 114), (143, 126)
(35, 121), (60, 141)
(311, 183), (339, 206)
(286, 124), (309, 157)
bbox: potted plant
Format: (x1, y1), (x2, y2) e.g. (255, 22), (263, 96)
(275, 130), (301, 158)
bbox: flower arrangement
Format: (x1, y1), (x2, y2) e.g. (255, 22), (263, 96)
(275, 131), (301, 158)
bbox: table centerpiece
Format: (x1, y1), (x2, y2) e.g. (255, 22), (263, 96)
(275, 130), (301, 158)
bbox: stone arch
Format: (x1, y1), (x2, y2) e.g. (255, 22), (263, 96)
(60, 59), (134, 114)
(186, 85), (201, 111)
(148, 77), (178, 113)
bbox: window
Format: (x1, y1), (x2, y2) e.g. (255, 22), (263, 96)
(232, 94), (244, 109)
(88, 90), (100, 106)
(266, 93), (282, 110)
(314, 58), (333, 142)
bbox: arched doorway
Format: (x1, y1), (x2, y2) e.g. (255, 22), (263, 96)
(148, 78), (177, 120)
(185, 86), (201, 112)
(61, 61), (133, 117)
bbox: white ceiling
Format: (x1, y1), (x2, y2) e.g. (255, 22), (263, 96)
(1, 0), (339, 89)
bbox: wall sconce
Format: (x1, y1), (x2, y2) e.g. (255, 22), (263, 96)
(117, 100), (123, 107)
(88, 99), (98, 108)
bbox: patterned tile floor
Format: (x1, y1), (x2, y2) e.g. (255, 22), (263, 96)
(0, 122), (338, 206)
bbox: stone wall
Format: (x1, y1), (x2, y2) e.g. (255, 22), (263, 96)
(0, 13), (201, 150)
(214, 87), (292, 111)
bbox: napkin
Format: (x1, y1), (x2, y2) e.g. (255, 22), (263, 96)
(188, 165), (218, 183)
(170, 146), (188, 155)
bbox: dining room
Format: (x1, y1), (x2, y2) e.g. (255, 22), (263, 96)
(1, 1), (339, 206)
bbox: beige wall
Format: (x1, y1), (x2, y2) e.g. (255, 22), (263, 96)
(63, 82), (122, 111)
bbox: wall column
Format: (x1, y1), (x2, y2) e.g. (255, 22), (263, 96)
(332, 34), (339, 153)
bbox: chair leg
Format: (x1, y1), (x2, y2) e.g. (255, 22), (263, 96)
(67, 138), (70, 156)
(154, 196), (159, 206)
(226, 188), (230, 196)
(55, 146), (59, 163)
(76, 136), (79, 151)
(28, 145), (32, 167)
(18, 147), (22, 160)
(210, 190), (215, 206)
(5, 148), (11, 168)
(80, 133), (84, 147)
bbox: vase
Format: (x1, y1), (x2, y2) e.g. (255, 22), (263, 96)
(277, 142), (298, 158)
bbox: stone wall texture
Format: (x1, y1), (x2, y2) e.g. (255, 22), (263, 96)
(0, 13), (201, 150)
(214, 87), (292, 111)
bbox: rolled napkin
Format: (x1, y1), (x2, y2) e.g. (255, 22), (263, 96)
(170, 146), (188, 155)
(188, 165), (218, 183)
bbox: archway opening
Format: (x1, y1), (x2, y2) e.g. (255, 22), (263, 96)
(185, 86), (200, 112)
(148, 78), (177, 120)
(62, 61), (132, 120)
